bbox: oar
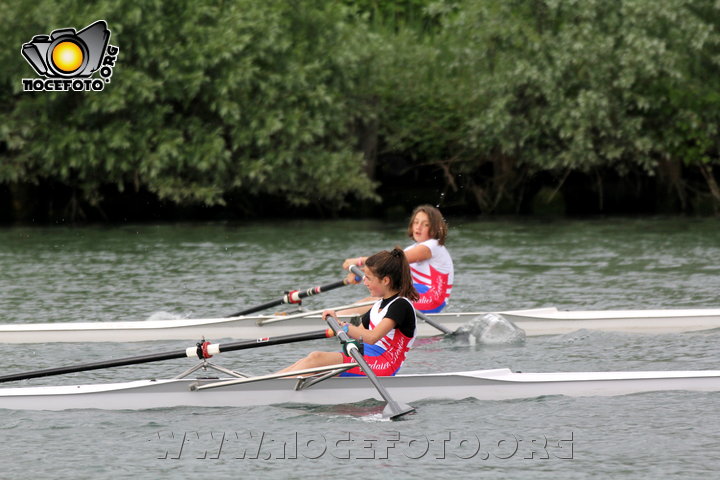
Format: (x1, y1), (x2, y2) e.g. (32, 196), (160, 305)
(257, 300), (375, 326)
(416, 311), (453, 335)
(0, 330), (336, 384)
(348, 265), (453, 335)
(324, 313), (415, 420)
(226, 269), (362, 318)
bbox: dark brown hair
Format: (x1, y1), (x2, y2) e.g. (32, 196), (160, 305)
(406, 205), (448, 245)
(365, 247), (419, 301)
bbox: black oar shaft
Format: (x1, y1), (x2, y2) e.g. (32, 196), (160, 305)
(0, 350), (187, 383)
(0, 330), (334, 384)
(217, 330), (333, 354)
(228, 298), (290, 317)
(227, 278), (350, 317)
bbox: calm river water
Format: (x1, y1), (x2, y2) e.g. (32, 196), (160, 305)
(0, 217), (718, 479)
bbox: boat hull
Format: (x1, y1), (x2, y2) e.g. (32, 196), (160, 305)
(503, 308), (720, 336)
(0, 309), (553, 344)
(2, 307), (719, 344)
(1, 369), (719, 411)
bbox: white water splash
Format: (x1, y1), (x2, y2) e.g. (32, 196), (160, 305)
(458, 313), (526, 345)
(144, 311), (186, 321)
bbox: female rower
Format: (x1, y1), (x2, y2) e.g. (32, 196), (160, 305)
(342, 204), (454, 313)
(278, 248), (418, 377)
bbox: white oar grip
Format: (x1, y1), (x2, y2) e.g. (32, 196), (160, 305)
(186, 342), (221, 359)
(286, 290), (302, 304)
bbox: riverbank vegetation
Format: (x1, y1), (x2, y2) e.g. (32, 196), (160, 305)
(2, 0), (719, 222)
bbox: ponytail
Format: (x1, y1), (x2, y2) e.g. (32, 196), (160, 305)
(364, 247), (419, 302)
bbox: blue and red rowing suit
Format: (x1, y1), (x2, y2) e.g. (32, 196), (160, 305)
(340, 295), (416, 377)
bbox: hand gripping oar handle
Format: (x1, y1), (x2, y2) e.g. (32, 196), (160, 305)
(349, 264), (364, 281)
(0, 330), (336, 384)
(352, 264), (452, 335)
(227, 269), (360, 318)
(324, 314), (415, 420)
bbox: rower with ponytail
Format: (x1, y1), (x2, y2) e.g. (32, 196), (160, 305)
(278, 248), (419, 377)
(364, 247), (419, 302)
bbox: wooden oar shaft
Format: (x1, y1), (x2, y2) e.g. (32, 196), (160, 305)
(0, 330), (335, 384)
(227, 278), (351, 318)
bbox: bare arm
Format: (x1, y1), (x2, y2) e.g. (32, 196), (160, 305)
(342, 256), (367, 270)
(403, 244), (431, 264)
(346, 316), (396, 345)
(323, 309), (396, 345)
(344, 245), (430, 271)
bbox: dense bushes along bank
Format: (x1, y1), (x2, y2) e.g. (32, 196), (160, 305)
(2, 0), (719, 221)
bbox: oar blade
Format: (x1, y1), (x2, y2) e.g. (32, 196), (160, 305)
(382, 401), (415, 420)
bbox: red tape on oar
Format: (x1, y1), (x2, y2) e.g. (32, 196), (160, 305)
(226, 268), (361, 318)
(196, 341), (214, 359)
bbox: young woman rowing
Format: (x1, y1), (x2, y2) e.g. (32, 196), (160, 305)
(342, 204), (454, 314)
(278, 248), (418, 377)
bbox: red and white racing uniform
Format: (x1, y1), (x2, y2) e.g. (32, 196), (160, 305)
(340, 295), (416, 376)
(405, 239), (454, 313)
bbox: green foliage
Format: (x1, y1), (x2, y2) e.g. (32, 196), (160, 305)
(0, 0), (377, 211)
(1, 0), (720, 217)
(365, 0), (720, 211)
